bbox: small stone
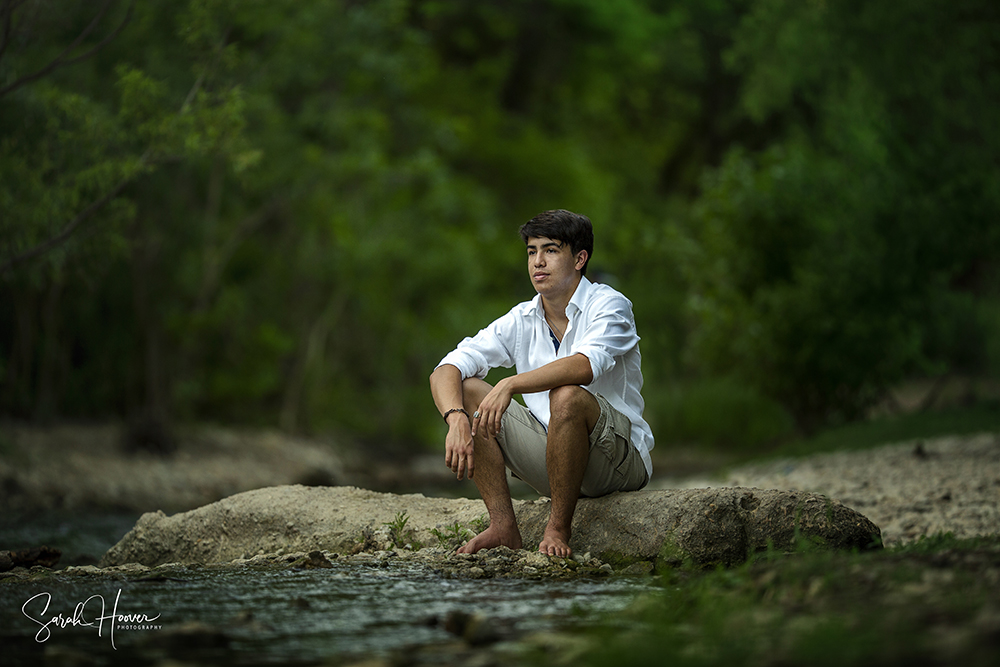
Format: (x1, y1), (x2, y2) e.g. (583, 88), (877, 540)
(521, 552), (549, 568)
(443, 611), (498, 645)
(617, 562), (650, 575)
(302, 551), (333, 569)
(463, 614), (500, 645)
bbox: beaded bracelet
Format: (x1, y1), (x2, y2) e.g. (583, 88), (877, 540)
(442, 408), (469, 422)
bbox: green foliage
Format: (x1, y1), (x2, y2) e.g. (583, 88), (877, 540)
(382, 511), (420, 549)
(0, 1), (250, 275)
(469, 513), (489, 535)
(684, 0), (1000, 430)
(652, 376), (794, 451)
(1, 0), (998, 451)
(0, 0), (701, 440)
(430, 520), (475, 548)
(686, 142), (928, 427)
(559, 534), (1000, 667)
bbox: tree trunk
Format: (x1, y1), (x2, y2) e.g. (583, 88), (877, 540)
(33, 275), (62, 421)
(2, 289), (38, 416)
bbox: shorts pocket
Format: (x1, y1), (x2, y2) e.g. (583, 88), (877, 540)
(612, 435), (635, 479)
(608, 411), (635, 475)
(593, 417), (617, 462)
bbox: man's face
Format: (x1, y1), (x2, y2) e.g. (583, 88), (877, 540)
(526, 236), (586, 297)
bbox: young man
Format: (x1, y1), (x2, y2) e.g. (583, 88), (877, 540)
(429, 209), (653, 557)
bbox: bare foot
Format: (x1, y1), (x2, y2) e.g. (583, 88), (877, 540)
(538, 527), (572, 558)
(457, 524), (522, 554)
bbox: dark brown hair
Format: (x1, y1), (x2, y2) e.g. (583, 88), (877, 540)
(518, 209), (594, 276)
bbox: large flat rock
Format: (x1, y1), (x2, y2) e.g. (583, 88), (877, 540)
(100, 485), (882, 568)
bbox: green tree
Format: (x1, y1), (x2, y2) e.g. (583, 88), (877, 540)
(685, 0), (1000, 429)
(0, 0), (252, 420)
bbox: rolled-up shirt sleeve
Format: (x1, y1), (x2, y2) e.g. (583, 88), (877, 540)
(436, 313), (518, 380)
(572, 296), (639, 384)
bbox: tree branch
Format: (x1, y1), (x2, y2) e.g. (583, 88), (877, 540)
(0, 155), (148, 276)
(59, 0), (135, 68)
(181, 28), (230, 113)
(0, 0), (135, 98)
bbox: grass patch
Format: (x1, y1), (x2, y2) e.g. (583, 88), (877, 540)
(382, 511), (421, 549)
(540, 534), (1000, 667)
(430, 520), (477, 548)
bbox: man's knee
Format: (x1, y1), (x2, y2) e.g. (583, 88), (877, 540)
(548, 385), (596, 424)
(462, 377), (492, 412)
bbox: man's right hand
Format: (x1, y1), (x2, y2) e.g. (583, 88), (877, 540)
(444, 413), (475, 480)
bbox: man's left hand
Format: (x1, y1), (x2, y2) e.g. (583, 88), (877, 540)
(472, 378), (514, 437)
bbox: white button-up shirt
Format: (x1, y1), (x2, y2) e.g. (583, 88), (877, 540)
(436, 276), (654, 477)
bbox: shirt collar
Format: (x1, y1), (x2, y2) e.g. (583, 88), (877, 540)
(568, 276), (592, 317)
(529, 275), (592, 320)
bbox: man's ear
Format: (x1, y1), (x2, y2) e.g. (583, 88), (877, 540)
(575, 250), (589, 271)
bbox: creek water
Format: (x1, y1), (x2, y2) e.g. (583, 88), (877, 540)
(0, 512), (652, 665)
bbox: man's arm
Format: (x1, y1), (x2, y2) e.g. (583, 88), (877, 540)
(571, 294), (639, 382)
(473, 353), (593, 437)
(429, 363), (476, 480)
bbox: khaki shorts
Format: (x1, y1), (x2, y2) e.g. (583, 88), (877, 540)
(496, 392), (648, 498)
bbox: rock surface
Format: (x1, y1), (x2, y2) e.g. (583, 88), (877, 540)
(100, 485), (881, 569)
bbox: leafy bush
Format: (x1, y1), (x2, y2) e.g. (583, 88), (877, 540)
(652, 377), (794, 452)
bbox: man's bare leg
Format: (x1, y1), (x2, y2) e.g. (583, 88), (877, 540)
(456, 378), (523, 554)
(539, 385), (600, 557)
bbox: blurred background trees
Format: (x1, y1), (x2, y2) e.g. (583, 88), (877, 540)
(2, 0), (998, 453)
